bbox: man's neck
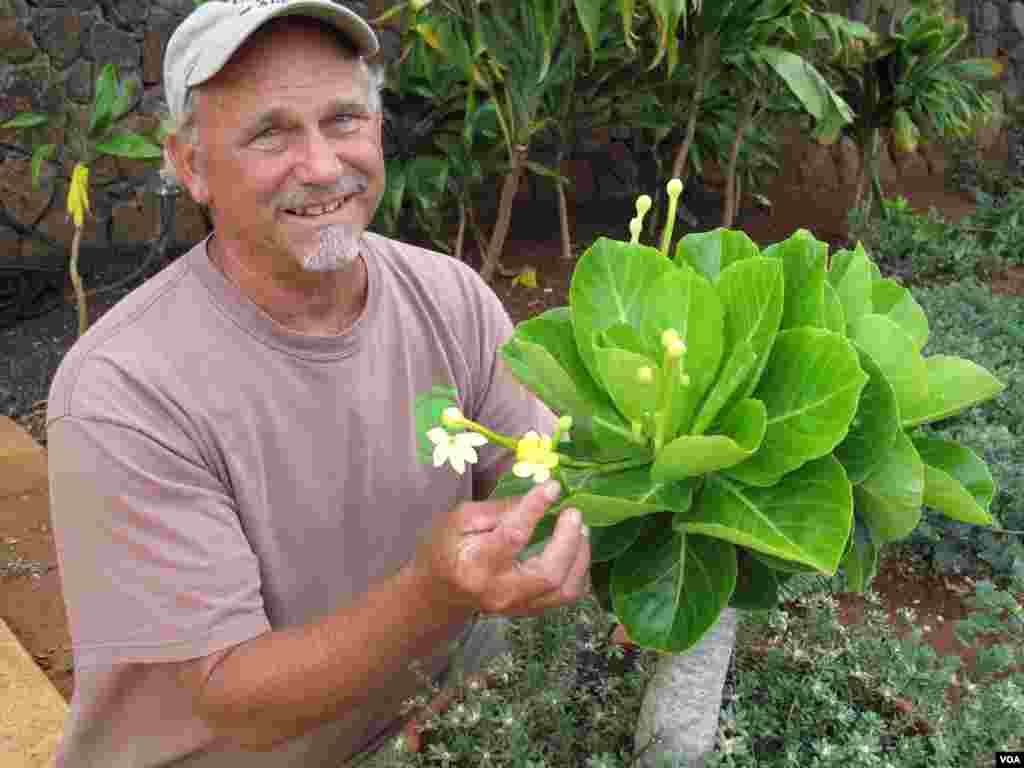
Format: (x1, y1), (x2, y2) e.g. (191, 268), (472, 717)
(207, 235), (368, 336)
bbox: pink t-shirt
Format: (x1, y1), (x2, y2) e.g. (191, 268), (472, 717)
(45, 232), (558, 767)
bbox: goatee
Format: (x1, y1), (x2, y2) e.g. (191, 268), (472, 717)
(304, 224), (360, 272)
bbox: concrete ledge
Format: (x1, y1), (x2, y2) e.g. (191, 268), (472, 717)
(1, 617), (67, 768)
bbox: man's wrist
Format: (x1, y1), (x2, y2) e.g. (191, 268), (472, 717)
(400, 558), (478, 629)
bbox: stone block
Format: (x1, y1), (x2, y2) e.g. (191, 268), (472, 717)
(0, 16), (37, 63)
(562, 157), (596, 206)
(112, 0), (149, 26)
(35, 9), (83, 67)
(85, 20), (139, 72)
(833, 136), (862, 187)
(1013, 2), (1024, 37)
(634, 609), (739, 768)
(64, 58), (92, 103)
(174, 194), (211, 246)
(142, 27), (166, 85)
(920, 140), (948, 177)
(0, 225), (19, 265)
(0, 157), (54, 229)
(112, 190), (157, 244)
(981, 1), (1001, 33)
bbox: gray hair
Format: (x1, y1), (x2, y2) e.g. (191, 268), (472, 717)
(160, 56), (385, 188)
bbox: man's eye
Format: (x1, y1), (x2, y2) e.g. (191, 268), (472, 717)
(250, 128), (283, 146)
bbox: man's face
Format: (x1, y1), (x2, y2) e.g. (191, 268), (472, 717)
(187, 19), (385, 275)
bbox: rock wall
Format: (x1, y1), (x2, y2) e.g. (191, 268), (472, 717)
(0, 0), (394, 271)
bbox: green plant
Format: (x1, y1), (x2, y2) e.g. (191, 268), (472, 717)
(704, 570), (1023, 767)
(415, 180), (1006, 655)
(819, 0), (1002, 217)
(1, 64), (162, 337)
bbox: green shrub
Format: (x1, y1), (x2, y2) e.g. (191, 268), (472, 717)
(906, 280), (1024, 578)
(705, 573), (1024, 767)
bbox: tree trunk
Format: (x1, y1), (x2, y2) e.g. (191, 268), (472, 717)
(69, 227), (89, 338)
(671, 37), (713, 181)
(731, 174), (742, 226)
(480, 145), (528, 282)
(557, 161), (573, 261)
(453, 201), (467, 263)
(722, 98), (754, 228)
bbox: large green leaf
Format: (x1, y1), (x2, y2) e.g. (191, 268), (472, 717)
(853, 430), (924, 544)
(756, 47), (853, 124)
(871, 278), (929, 351)
(573, 0), (603, 64)
(690, 340), (758, 436)
(912, 436), (995, 525)
(2, 112), (49, 129)
(570, 237), (676, 389)
(821, 280), (846, 334)
(716, 257), (785, 404)
(684, 455), (853, 574)
(762, 229), (828, 330)
(730, 548), (795, 610)
(725, 328), (866, 487)
(675, 228), (760, 283)
(828, 242), (873, 332)
(639, 262), (724, 436)
(841, 515), (879, 593)
(594, 339), (661, 425)
(900, 355), (1005, 427)
(501, 308), (638, 461)
(612, 528), (736, 653)
(652, 399), (767, 482)
(94, 133), (163, 160)
(850, 314), (928, 417)
(561, 463), (695, 527)
(834, 344), (901, 483)
(89, 63), (119, 139)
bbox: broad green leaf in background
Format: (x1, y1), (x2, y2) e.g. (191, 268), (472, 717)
(112, 75), (137, 121)
(613, 528), (737, 653)
(94, 133), (163, 159)
(725, 328), (866, 487)
(571, 238), (676, 387)
(912, 436), (995, 525)
(828, 242), (873, 332)
(834, 344), (901, 483)
(639, 263), (724, 436)
(853, 430), (924, 544)
(756, 46), (853, 124)
(413, 385), (460, 464)
(850, 313), (928, 416)
(89, 63), (119, 139)
(573, 0), (603, 64)
(716, 257), (785, 403)
(900, 355), (1005, 427)
(840, 515), (879, 593)
(683, 456), (853, 574)
(501, 308), (637, 461)
(652, 398), (767, 482)
(675, 228), (760, 283)
(871, 278), (929, 351)
(762, 229), (828, 330)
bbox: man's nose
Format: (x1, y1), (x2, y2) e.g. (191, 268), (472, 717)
(295, 130), (341, 185)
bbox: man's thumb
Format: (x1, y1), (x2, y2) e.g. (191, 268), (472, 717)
(503, 480), (562, 547)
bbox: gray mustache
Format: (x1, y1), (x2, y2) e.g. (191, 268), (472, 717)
(277, 177), (368, 209)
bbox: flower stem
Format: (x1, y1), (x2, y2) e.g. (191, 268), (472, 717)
(460, 420), (518, 451)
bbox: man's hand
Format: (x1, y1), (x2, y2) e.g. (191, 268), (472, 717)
(412, 481), (591, 618)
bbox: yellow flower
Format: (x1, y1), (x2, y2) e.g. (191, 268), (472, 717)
(513, 430), (559, 484)
(67, 162), (90, 229)
(427, 427), (488, 475)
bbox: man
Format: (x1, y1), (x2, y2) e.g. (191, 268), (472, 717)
(44, 2), (591, 765)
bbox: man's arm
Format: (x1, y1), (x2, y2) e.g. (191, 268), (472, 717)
(182, 555), (476, 752)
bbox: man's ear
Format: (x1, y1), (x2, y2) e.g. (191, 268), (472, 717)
(165, 133), (210, 206)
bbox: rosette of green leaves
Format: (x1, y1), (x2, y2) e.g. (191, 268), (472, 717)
(488, 228), (1004, 654)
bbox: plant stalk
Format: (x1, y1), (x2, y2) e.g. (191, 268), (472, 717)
(69, 226), (88, 337)
(723, 97), (755, 228)
(480, 144), (528, 282)
(671, 36), (713, 181)
(454, 200), (467, 263)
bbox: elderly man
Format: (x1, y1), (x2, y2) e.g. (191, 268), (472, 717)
(44, 1), (590, 765)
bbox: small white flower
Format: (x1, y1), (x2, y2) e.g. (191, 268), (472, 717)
(427, 427), (488, 475)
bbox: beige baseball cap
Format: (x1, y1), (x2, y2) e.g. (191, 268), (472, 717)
(164, 0), (380, 124)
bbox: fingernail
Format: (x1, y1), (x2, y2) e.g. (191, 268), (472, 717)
(565, 508), (580, 525)
(543, 481), (561, 502)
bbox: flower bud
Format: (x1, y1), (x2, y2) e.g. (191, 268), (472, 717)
(635, 195), (652, 217)
(661, 328), (681, 348)
(636, 366), (654, 384)
(667, 178), (683, 200)
(629, 217), (642, 242)
(442, 407), (464, 428)
(666, 339), (686, 359)
(410, 0), (431, 10)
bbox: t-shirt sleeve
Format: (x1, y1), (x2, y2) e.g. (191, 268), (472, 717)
(463, 279), (560, 475)
(47, 415), (271, 670)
